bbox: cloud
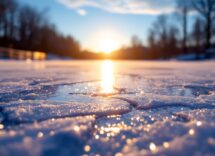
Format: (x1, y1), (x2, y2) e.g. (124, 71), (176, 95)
(57, 0), (176, 15)
(77, 9), (87, 16)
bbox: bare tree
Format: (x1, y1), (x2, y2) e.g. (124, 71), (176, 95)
(0, 0), (7, 36)
(18, 5), (43, 50)
(131, 35), (142, 47)
(155, 15), (168, 49)
(0, 0), (80, 57)
(176, 0), (191, 53)
(191, 18), (204, 54)
(147, 15), (179, 58)
(147, 30), (156, 48)
(7, 0), (17, 40)
(148, 15), (168, 51)
(192, 0), (215, 49)
(0, 0), (17, 39)
(167, 26), (179, 51)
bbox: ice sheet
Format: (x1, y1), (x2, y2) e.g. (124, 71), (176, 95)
(0, 60), (214, 156)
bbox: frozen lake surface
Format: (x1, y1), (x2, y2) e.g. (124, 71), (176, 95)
(0, 60), (215, 156)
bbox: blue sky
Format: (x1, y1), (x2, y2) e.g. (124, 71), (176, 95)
(18, 0), (179, 52)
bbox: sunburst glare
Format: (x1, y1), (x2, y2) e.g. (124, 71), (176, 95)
(99, 38), (118, 54)
(100, 60), (115, 94)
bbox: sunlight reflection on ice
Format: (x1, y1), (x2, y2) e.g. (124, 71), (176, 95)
(100, 60), (115, 94)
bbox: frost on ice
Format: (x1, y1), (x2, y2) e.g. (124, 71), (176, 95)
(0, 61), (215, 156)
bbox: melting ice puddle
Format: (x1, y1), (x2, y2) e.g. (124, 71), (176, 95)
(47, 83), (209, 104)
(47, 60), (213, 103)
(159, 87), (195, 97)
(161, 85), (213, 97)
(48, 60), (124, 102)
(48, 83), (99, 103)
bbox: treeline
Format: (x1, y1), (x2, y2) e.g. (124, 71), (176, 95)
(113, 0), (215, 59)
(0, 0), (80, 57)
(0, 0), (215, 59)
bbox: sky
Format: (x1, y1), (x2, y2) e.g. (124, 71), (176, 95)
(18, 0), (178, 52)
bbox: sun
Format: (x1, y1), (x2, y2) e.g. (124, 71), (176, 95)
(99, 37), (118, 54)
(86, 28), (123, 53)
